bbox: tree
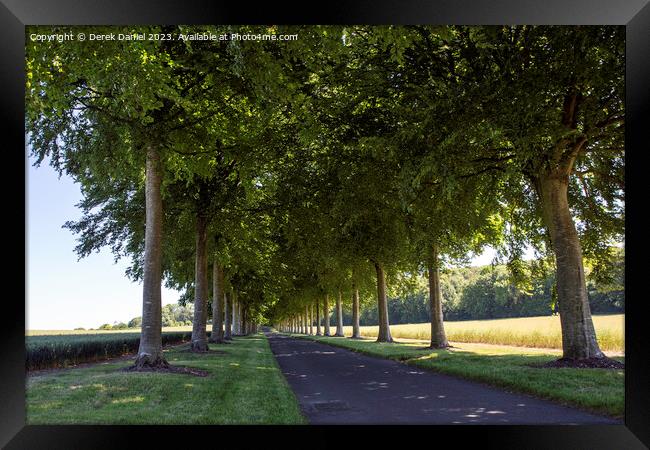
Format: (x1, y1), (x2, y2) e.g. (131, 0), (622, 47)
(26, 25), (221, 368)
(210, 262), (226, 343)
(454, 26), (624, 362)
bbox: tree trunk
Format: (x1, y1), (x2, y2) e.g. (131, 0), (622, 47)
(232, 292), (239, 335)
(134, 145), (168, 368)
(209, 263), (224, 343)
(238, 302), (244, 335)
(224, 290), (233, 340)
(190, 215), (209, 352)
(351, 281), (361, 339)
(537, 172), (604, 360)
(239, 302), (243, 334)
(239, 302), (244, 335)
(316, 299), (321, 335)
(335, 289), (344, 336)
(374, 262), (393, 343)
(309, 304), (313, 335)
(242, 307), (247, 336)
(428, 243), (449, 348)
(323, 295), (331, 336)
(303, 305), (309, 334)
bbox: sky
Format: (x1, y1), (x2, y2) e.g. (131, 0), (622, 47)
(27, 154), (181, 330)
(26, 152), (525, 330)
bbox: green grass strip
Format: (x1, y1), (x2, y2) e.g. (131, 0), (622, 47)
(26, 333), (306, 425)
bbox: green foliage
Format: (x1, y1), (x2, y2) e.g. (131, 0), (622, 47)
(127, 317), (142, 328)
(160, 303), (193, 327)
(353, 254), (624, 324)
(26, 25), (624, 332)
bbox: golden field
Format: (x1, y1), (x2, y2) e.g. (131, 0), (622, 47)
(29, 314), (624, 352)
(341, 314), (624, 352)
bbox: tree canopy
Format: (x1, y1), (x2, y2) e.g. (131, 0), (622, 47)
(27, 25), (624, 365)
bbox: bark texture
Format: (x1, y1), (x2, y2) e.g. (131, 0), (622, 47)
(335, 290), (344, 336)
(209, 263), (225, 343)
(134, 145), (168, 368)
(191, 215), (209, 352)
(323, 295), (331, 336)
(427, 243), (449, 348)
(537, 171), (604, 360)
(224, 291), (233, 340)
(374, 262), (393, 343)
(351, 282), (361, 339)
(316, 299), (322, 335)
(232, 293), (239, 335)
(242, 307), (247, 335)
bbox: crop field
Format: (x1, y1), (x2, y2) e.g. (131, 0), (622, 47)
(26, 331), (193, 370)
(27, 326), (193, 336)
(341, 314), (624, 352)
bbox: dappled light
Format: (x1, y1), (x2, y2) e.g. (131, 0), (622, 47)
(266, 333), (621, 424)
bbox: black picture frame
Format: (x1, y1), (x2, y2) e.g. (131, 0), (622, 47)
(3, 1), (648, 448)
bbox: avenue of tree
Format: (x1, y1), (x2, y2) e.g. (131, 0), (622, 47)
(26, 25), (624, 367)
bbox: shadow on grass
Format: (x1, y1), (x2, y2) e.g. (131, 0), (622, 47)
(27, 333), (306, 425)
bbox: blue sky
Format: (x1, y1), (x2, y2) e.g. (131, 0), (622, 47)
(27, 154), (181, 330)
(26, 152), (510, 330)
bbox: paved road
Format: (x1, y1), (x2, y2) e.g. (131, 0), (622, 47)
(266, 333), (620, 425)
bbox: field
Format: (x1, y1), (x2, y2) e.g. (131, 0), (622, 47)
(341, 314), (624, 352)
(293, 334), (625, 418)
(26, 334), (306, 424)
(27, 313), (624, 370)
(27, 326), (193, 336)
(26, 331), (193, 370)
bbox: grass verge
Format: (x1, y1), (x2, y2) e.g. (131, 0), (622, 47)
(26, 333), (306, 424)
(289, 333), (624, 418)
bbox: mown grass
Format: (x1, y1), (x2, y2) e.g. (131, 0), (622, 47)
(27, 333), (306, 424)
(290, 333), (624, 418)
(340, 314), (624, 352)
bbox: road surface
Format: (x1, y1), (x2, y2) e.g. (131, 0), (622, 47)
(267, 332), (620, 425)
